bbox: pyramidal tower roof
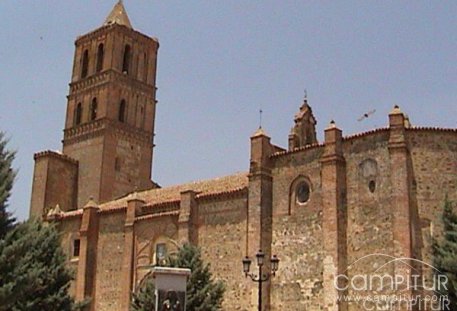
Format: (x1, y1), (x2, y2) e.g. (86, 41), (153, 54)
(104, 1), (133, 29)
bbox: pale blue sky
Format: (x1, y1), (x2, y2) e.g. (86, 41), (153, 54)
(1, 1), (456, 221)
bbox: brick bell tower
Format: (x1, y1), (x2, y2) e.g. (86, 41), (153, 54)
(30, 1), (159, 216)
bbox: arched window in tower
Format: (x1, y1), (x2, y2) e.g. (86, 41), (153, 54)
(96, 44), (104, 72)
(143, 52), (148, 82)
(81, 49), (89, 79)
(122, 44), (131, 74)
(90, 98), (98, 121)
(75, 103), (82, 126)
(119, 99), (126, 123)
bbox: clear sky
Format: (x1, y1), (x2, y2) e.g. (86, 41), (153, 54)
(1, 1), (456, 221)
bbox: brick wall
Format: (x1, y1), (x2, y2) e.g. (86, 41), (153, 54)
(134, 215), (179, 288)
(30, 152), (78, 218)
(63, 136), (104, 208)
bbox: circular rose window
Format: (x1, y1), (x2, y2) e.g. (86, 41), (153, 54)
(296, 181), (310, 204)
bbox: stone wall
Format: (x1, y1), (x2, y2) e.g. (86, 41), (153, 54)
(58, 216), (82, 296)
(408, 129), (457, 290)
(343, 132), (395, 310)
(270, 146), (325, 310)
(49, 128), (457, 311)
(197, 195), (250, 311)
(94, 211), (126, 311)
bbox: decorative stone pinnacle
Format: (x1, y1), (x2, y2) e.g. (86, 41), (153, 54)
(129, 191), (139, 200)
(84, 197), (98, 209)
(252, 127), (268, 138)
(327, 120), (337, 129)
(390, 105), (402, 115)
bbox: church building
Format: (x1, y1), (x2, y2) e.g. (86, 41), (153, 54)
(30, 2), (457, 311)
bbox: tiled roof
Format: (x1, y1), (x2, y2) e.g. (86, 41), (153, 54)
(342, 127), (390, 141)
(57, 209), (82, 219)
(99, 172), (249, 210)
(270, 142), (324, 158)
(407, 126), (457, 133)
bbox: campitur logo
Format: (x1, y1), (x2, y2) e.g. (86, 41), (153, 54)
(333, 253), (450, 310)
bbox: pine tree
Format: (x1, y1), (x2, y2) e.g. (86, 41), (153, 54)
(433, 197), (457, 309)
(0, 219), (78, 311)
(0, 131), (16, 239)
(131, 277), (156, 311)
(170, 243), (225, 311)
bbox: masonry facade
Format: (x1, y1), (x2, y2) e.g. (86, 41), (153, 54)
(30, 3), (457, 311)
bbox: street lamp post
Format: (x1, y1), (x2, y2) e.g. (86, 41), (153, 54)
(242, 250), (279, 311)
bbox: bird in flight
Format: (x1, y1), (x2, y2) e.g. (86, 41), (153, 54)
(358, 109), (376, 121)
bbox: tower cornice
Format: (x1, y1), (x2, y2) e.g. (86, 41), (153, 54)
(63, 118), (153, 147)
(69, 69), (156, 97)
(75, 23), (159, 47)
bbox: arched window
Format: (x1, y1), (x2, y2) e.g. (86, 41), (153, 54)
(119, 99), (126, 122)
(296, 181), (310, 204)
(288, 176), (312, 215)
(143, 52), (148, 82)
(75, 103), (82, 125)
(96, 44), (104, 72)
(114, 157), (121, 171)
(122, 44), (131, 73)
(90, 98), (98, 121)
(72, 239), (80, 257)
(81, 50), (89, 79)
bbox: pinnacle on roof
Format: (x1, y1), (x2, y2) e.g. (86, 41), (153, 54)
(104, 1), (133, 29)
(84, 197), (99, 209)
(251, 127), (269, 138)
(390, 104), (402, 115)
(326, 119), (337, 130)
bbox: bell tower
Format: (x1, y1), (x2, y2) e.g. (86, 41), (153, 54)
(62, 1), (159, 207)
(288, 97), (317, 150)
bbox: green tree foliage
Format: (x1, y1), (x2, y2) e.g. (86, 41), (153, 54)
(0, 220), (78, 311)
(434, 197), (457, 309)
(131, 277), (156, 311)
(0, 131), (16, 239)
(169, 243), (225, 311)
(132, 243), (225, 311)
